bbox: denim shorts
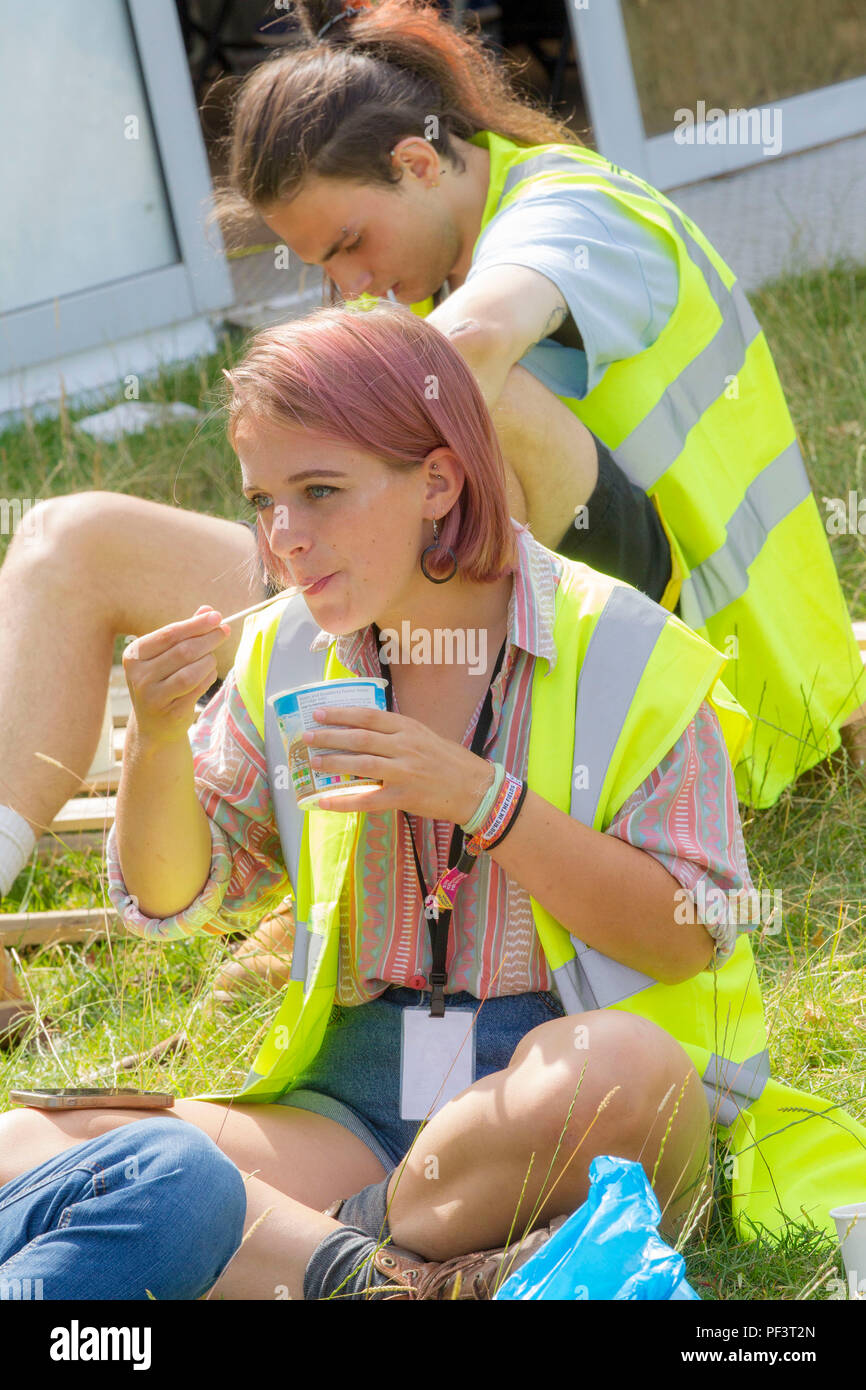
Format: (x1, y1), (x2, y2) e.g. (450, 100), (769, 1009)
(276, 985), (566, 1171)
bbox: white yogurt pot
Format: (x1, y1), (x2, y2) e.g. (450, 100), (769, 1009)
(269, 677), (387, 808)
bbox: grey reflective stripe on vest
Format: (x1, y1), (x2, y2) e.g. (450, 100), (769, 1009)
(554, 585), (664, 1013)
(264, 596), (328, 986)
(571, 585), (667, 829)
(702, 1048), (771, 1128)
(547, 582), (772, 1117)
(612, 281), (760, 490)
(496, 151), (814, 623)
(551, 961), (588, 1015)
(679, 440), (812, 626)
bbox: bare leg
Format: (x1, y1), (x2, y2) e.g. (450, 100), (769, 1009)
(385, 1010), (711, 1259)
(0, 1097), (387, 1300)
(0, 1011), (709, 1299)
(0, 493), (266, 838)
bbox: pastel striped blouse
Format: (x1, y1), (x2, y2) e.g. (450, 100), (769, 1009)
(106, 526), (755, 1000)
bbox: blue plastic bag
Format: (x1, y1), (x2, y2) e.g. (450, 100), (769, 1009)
(494, 1154), (699, 1300)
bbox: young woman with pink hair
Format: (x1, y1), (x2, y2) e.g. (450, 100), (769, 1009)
(0, 302), (759, 1300)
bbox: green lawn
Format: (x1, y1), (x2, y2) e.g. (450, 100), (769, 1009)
(2, 264), (866, 1299)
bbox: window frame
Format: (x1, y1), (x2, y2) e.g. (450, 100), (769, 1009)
(568, 0), (866, 189)
(0, 0), (233, 376)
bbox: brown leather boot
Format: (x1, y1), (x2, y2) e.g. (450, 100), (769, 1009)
(0, 945), (35, 1047)
(322, 1196), (568, 1300)
(368, 1218), (569, 1299)
(211, 901), (295, 1003)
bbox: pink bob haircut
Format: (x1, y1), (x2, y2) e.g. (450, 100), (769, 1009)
(222, 301), (518, 588)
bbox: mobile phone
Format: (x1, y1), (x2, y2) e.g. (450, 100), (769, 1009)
(9, 1088), (175, 1110)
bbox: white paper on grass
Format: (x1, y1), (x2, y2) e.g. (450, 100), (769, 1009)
(74, 402), (203, 443)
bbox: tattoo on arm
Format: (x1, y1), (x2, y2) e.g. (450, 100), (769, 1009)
(528, 305), (568, 351)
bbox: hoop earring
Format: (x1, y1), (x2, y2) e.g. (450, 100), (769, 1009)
(420, 516), (457, 584)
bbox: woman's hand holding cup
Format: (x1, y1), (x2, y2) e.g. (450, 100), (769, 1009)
(122, 605), (231, 747)
(304, 704), (492, 824)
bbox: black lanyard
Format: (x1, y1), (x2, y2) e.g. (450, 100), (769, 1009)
(377, 633), (507, 1017)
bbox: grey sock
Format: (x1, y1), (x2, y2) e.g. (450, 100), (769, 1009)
(336, 1173), (393, 1241)
(303, 1224), (394, 1302)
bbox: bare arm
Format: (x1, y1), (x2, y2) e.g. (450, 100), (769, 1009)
(427, 266), (599, 539)
(427, 265), (569, 410)
(485, 786), (715, 985)
(306, 705), (716, 985)
(115, 717), (214, 922)
(115, 607), (231, 921)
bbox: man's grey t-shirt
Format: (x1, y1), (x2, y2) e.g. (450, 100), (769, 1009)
(464, 180), (680, 401)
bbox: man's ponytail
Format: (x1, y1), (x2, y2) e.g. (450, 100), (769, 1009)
(213, 0), (580, 239)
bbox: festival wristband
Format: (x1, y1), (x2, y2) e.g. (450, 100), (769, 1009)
(482, 778), (528, 851)
(461, 761), (505, 835)
(466, 773), (526, 855)
(424, 775), (526, 921)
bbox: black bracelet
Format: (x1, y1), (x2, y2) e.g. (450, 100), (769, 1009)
(484, 779), (528, 851)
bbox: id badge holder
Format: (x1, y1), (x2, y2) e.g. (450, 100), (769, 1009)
(399, 1006), (476, 1121)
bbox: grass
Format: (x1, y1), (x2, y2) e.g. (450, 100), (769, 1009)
(2, 261), (866, 1299)
(622, 0), (866, 138)
(0, 342), (246, 553)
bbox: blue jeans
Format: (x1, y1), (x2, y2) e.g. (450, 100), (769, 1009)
(0, 1117), (246, 1300)
(282, 986), (566, 1169)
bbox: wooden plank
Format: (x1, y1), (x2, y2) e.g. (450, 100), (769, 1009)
(36, 831), (106, 861)
(110, 667), (131, 725)
(854, 621), (866, 652)
(81, 764), (122, 794)
(49, 796), (116, 834)
(0, 907), (127, 946)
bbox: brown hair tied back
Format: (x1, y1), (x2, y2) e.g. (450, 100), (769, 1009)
(212, 0), (581, 273)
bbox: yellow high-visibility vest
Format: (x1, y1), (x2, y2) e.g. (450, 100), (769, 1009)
(196, 559), (866, 1240)
(405, 131), (865, 808)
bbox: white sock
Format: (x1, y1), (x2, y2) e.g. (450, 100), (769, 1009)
(0, 807), (37, 896)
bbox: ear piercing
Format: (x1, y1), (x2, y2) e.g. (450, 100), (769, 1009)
(389, 148), (445, 178)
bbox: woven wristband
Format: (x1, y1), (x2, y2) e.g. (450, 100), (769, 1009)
(467, 773), (526, 854)
(461, 761), (505, 835)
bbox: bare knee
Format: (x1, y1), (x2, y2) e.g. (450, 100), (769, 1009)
(0, 1106), (78, 1185)
(0, 1103), (164, 1188)
(5, 492), (121, 582)
(508, 1011), (702, 1151)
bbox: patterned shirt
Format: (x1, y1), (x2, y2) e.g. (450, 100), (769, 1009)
(106, 526), (755, 1000)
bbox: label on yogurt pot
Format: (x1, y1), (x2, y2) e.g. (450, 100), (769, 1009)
(269, 678), (387, 807)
